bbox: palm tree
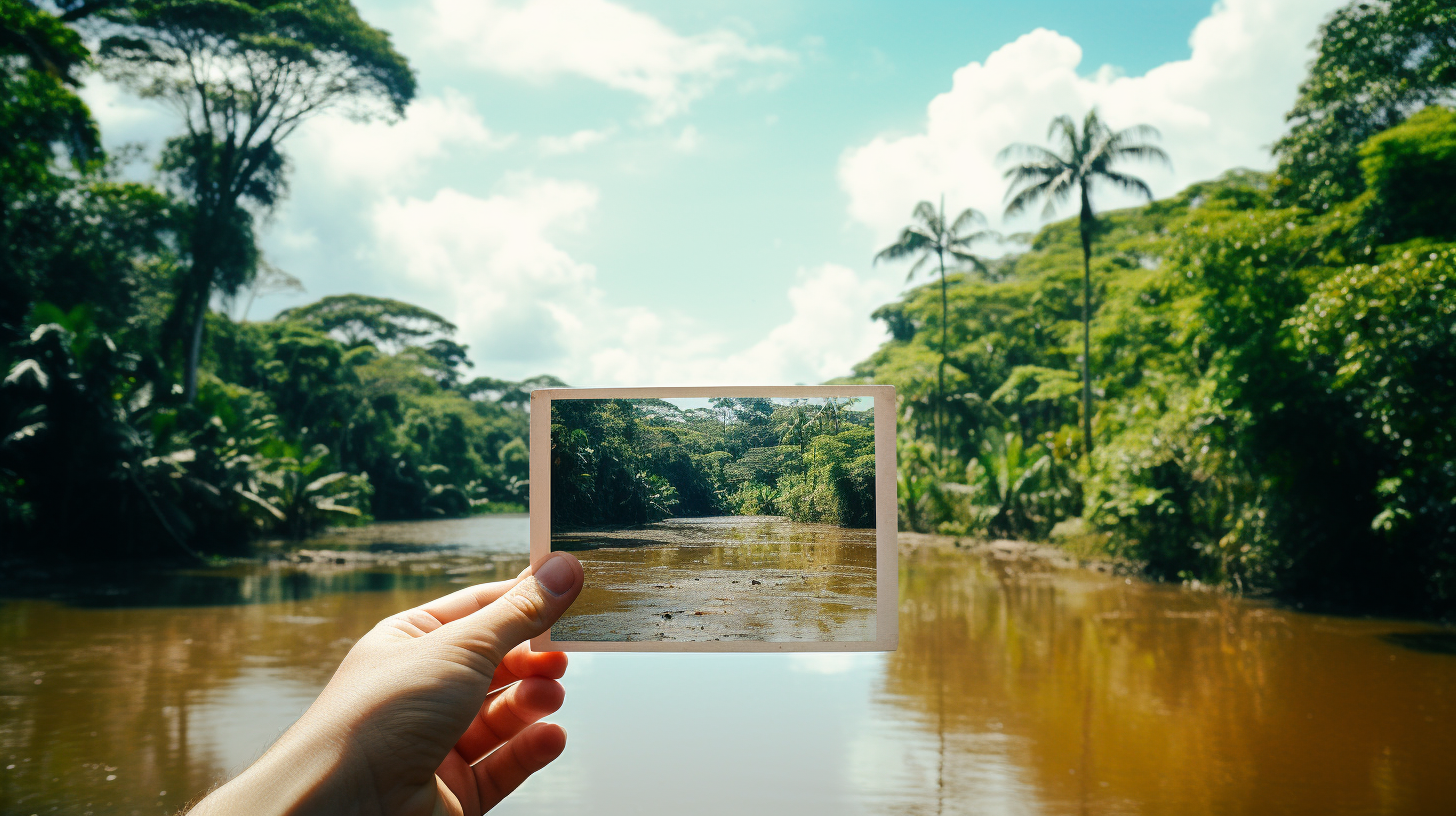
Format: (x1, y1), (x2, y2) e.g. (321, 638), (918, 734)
(999, 108), (1169, 455)
(874, 197), (997, 464)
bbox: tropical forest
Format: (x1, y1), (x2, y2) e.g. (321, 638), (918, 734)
(549, 397), (876, 528)
(3, 0), (1455, 621)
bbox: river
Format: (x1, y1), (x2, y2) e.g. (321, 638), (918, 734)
(552, 516), (878, 642)
(1, 515), (1454, 815)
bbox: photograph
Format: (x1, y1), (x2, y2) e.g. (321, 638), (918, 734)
(541, 392), (885, 645)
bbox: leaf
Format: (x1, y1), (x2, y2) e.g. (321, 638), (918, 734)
(236, 488), (286, 521)
(303, 471), (348, 494)
(5, 359), (51, 390)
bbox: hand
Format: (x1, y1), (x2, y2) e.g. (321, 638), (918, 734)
(188, 552), (585, 816)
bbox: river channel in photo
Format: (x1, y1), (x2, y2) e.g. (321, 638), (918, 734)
(550, 516), (878, 642)
(2, 515), (1454, 815)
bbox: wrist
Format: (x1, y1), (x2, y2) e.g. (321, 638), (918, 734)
(189, 712), (368, 816)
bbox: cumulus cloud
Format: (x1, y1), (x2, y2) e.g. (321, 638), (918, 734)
(369, 177), (889, 385)
(370, 177), (601, 369)
(839, 0), (1345, 244)
(295, 90), (513, 186)
(427, 0), (792, 122)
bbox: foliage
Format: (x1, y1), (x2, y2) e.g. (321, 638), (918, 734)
(1273, 0), (1456, 209)
(274, 294), (457, 350)
(875, 198), (998, 465)
(1355, 105), (1456, 243)
(999, 107), (1170, 454)
(98, 0), (417, 401)
(550, 398), (875, 528)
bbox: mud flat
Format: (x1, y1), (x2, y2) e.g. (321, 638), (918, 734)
(551, 516), (877, 642)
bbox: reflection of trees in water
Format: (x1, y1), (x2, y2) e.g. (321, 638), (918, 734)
(879, 549), (1456, 815)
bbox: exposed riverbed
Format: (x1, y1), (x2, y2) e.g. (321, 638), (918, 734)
(1, 516), (1454, 815)
(551, 516), (877, 642)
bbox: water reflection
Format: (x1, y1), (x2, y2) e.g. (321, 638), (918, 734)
(1, 520), (1453, 816)
(878, 548), (1456, 815)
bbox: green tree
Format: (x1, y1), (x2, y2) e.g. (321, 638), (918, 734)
(999, 108), (1168, 455)
(0, 0), (104, 337)
(1273, 0), (1456, 209)
(1355, 105), (1456, 242)
(874, 197), (996, 464)
(275, 293), (455, 349)
(98, 0), (416, 402)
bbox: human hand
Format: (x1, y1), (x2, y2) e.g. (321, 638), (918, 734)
(188, 552), (584, 816)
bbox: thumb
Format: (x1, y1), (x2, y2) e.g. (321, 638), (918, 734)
(432, 552), (583, 669)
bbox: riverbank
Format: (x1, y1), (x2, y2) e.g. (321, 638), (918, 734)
(898, 530), (1130, 575)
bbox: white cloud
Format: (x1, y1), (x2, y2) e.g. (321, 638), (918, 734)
(370, 177), (601, 369)
(427, 0), (792, 122)
(839, 0), (1345, 244)
(672, 124), (700, 153)
(370, 177), (890, 385)
(295, 90), (512, 186)
(538, 126), (616, 155)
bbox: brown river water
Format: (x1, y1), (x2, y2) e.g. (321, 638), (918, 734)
(1, 514), (1454, 815)
(552, 516), (877, 642)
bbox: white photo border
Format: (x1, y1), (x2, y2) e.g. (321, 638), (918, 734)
(529, 385), (898, 653)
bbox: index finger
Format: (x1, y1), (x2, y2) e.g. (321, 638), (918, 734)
(407, 577), (524, 632)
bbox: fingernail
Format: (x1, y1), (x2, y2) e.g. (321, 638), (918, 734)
(534, 555), (576, 596)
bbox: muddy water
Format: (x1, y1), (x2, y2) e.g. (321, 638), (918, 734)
(2, 518), (1454, 815)
(551, 516), (877, 642)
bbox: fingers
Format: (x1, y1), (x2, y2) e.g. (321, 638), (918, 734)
(490, 643), (568, 692)
(430, 553), (583, 670)
(455, 677), (565, 765)
(471, 723), (568, 812)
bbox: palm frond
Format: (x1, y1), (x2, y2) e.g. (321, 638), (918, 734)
(996, 142), (1063, 165)
(1048, 113), (1079, 152)
(950, 207), (986, 233)
(873, 227), (933, 264)
(911, 200), (939, 229)
(1003, 176), (1056, 217)
(905, 253), (932, 283)
(1109, 142), (1171, 168)
(1096, 169), (1156, 201)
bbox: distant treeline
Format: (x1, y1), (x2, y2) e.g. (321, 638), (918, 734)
(550, 398), (875, 528)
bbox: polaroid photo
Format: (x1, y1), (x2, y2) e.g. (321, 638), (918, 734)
(529, 386), (898, 653)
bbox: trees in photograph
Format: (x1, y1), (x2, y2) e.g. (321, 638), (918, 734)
(551, 399), (875, 529)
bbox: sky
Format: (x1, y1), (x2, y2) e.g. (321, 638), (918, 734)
(81, 0), (1347, 387)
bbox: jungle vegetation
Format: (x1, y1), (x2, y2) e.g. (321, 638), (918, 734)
(4, 0), (1455, 622)
(550, 398), (876, 529)
(847, 0), (1456, 618)
(0, 0), (543, 559)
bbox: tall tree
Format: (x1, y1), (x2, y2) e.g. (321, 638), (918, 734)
(1273, 0), (1456, 210)
(98, 0), (415, 401)
(999, 108), (1168, 455)
(874, 197), (996, 464)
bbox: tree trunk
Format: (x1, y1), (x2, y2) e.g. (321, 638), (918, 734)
(183, 284), (208, 403)
(937, 247), (948, 470)
(1078, 190), (1095, 456)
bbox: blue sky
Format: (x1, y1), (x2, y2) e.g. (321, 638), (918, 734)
(83, 0), (1346, 387)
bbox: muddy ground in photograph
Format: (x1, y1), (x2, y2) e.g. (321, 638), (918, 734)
(550, 516), (877, 642)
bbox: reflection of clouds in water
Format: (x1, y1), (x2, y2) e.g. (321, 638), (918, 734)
(187, 663), (321, 776)
(787, 652), (879, 675)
